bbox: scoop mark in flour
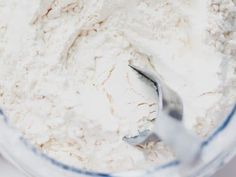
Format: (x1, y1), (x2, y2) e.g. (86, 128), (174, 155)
(61, 20), (106, 66)
(61, 2), (79, 13)
(31, 0), (57, 24)
(105, 91), (115, 115)
(101, 66), (116, 86)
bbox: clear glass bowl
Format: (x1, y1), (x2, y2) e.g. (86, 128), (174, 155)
(0, 103), (236, 177)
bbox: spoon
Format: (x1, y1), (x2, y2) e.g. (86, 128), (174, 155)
(123, 64), (202, 166)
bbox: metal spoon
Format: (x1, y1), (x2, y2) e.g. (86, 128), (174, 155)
(123, 64), (202, 165)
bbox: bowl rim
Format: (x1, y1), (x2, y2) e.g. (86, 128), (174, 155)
(0, 103), (236, 177)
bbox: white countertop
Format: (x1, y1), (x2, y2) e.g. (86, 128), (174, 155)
(0, 155), (235, 177)
(0, 156), (26, 177)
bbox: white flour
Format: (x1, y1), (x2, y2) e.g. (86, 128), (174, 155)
(0, 0), (235, 173)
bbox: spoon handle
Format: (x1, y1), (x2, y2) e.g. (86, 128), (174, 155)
(154, 112), (202, 166)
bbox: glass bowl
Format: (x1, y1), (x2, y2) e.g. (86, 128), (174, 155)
(0, 103), (236, 177)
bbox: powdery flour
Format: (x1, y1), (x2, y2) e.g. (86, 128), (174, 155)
(0, 0), (235, 173)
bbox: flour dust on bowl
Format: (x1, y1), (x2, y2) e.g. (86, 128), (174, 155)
(0, 0), (235, 177)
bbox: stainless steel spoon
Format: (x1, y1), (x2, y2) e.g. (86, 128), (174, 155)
(123, 64), (202, 165)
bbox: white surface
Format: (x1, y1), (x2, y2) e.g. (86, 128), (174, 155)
(0, 155), (235, 177)
(0, 156), (26, 177)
